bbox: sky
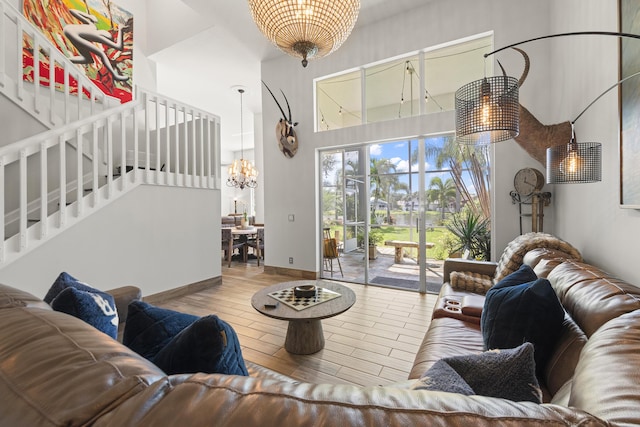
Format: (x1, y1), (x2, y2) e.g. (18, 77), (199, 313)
(322, 134), (484, 203)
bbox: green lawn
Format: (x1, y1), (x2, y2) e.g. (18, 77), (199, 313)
(325, 223), (455, 260)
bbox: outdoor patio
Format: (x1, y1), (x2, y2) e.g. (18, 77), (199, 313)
(323, 245), (445, 294)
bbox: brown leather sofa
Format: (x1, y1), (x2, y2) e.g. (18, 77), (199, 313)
(1, 234), (638, 426)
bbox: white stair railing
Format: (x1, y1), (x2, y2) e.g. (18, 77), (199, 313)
(0, 86), (221, 266)
(0, 0), (120, 130)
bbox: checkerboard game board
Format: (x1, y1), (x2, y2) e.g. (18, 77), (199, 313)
(268, 286), (342, 311)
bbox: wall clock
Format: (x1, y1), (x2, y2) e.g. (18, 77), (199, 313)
(513, 168), (545, 196)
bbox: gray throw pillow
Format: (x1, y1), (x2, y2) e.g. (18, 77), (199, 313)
(412, 342), (542, 403)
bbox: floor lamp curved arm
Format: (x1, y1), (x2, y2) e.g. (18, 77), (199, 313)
(484, 31), (640, 58)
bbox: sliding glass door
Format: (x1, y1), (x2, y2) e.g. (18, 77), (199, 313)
(320, 135), (490, 293)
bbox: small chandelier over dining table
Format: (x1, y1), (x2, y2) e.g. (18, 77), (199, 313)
(227, 88), (258, 190)
(247, 0), (361, 67)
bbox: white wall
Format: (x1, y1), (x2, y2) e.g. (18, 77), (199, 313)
(546, 0), (640, 285)
(260, 0), (552, 273)
(116, 0), (157, 91)
(0, 185), (220, 298)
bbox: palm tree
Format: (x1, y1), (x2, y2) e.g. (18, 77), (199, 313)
(413, 136), (491, 219)
(369, 158), (410, 224)
(428, 176), (457, 220)
(369, 158), (395, 222)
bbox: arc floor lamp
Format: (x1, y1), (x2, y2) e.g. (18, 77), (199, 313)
(455, 31), (640, 184)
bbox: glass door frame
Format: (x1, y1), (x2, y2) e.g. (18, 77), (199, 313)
(319, 138), (433, 293)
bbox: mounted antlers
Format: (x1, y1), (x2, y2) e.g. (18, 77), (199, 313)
(262, 81), (299, 158)
(511, 48), (571, 164)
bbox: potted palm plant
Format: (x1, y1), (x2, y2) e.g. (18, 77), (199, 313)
(445, 210), (491, 261)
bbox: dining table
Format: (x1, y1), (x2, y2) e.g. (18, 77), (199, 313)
(230, 226), (262, 262)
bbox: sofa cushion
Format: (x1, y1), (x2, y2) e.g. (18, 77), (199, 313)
(409, 317), (484, 379)
(153, 314), (248, 376)
(449, 271), (494, 294)
(548, 261), (640, 337)
(412, 342), (541, 403)
(522, 248), (577, 278)
(51, 287), (119, 339)
(0, 306), (165, 427)
(481, 265), (564, 374)
(123, 300), (199, 361)
(0, 283), (51, 310)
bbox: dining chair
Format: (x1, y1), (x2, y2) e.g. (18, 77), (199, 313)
(246, 227), (264, 266)
(222, 228), (245, 267)
(323, 228), (343, 277)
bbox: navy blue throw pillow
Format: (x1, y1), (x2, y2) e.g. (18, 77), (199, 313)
(123, 300), (199, 361)
(44, 272), (104, 304)
(50, 286), (119, 339)
(153, 314), (249, 376)
(481, 271), (564, 375)
(491, 264), (538, 291)
(45, 272), (119, 339)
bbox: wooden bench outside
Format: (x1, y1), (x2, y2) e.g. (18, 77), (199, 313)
(384, 240), (435, 263)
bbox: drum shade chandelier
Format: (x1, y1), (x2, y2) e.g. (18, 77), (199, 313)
(247, 0), (361, 67)
(454, 31), (640, 183)
(227, 88), (258, 190)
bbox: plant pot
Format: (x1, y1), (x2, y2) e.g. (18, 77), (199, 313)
(240, 218), (247, 228)
(368, 245), (377, 260)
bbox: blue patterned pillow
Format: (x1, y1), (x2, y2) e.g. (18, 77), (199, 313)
(123, 300), (199, 361)
(44, 272), (103, 304)
(50, 286), (119, 339)
(153, 314), (248, 376)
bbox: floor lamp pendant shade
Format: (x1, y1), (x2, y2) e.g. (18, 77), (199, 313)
(247, 0), (361, 67)
(546, 140), (602, 184)
(455, 76), (520, 144)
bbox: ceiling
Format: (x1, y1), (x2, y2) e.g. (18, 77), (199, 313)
(147, 0), (428, 153)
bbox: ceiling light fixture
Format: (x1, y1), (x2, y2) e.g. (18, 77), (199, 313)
(247, 0), (361, 67)
(227, 88), (258, 190)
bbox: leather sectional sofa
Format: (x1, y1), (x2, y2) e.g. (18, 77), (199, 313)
(0, 233), (639, 426)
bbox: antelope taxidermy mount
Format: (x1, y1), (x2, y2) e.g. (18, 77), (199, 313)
(510, 48), (572, 164)
(262, 81), (299, 158)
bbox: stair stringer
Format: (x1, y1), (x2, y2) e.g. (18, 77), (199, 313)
(0, 87), (221, 268)
(2, 170), (140, 267)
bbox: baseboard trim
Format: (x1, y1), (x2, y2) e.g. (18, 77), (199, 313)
(144, 276), (222, 304)
(263, 265), (318, 279)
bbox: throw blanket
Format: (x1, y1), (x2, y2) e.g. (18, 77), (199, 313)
(493, 232), (582, 283)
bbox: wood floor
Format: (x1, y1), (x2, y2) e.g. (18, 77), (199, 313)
(156, 263), (438, 387)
